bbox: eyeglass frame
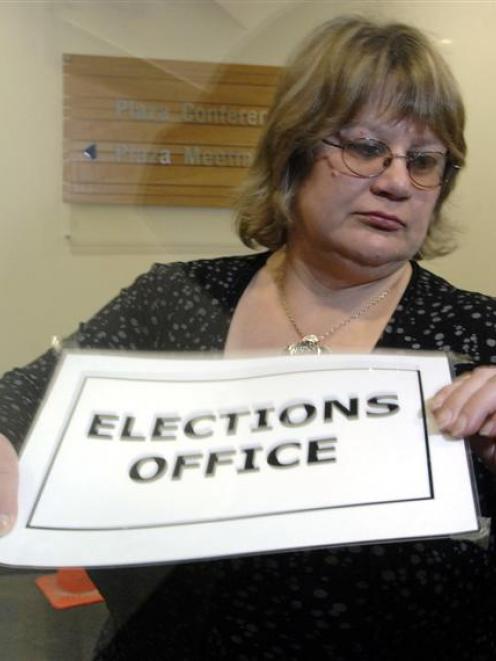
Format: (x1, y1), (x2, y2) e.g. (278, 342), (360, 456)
(321, 137), (461, 189)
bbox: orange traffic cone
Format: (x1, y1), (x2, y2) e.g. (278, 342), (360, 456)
(35, 568), (104, 609)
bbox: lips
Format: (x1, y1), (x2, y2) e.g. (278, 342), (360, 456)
(355, 211), (406, 231)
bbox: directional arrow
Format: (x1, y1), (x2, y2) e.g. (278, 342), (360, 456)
(83, 144), (97, 160)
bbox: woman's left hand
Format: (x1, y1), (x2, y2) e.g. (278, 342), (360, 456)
(430, 366), (496, 472)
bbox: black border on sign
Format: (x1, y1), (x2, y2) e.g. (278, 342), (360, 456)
(27, 367), (433, 531)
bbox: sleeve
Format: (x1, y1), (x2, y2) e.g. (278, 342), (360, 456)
(0, 265), (165, 452)
(0, 349), (58, 451)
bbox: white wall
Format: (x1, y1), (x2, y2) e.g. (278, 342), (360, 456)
(1, 0), (495, 375)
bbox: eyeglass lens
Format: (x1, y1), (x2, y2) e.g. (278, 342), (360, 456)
(341, 139), (447, 188)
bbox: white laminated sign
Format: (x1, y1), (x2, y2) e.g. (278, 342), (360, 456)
(0, 350), (479, 567)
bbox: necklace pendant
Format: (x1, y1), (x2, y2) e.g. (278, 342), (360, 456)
(285, 334), (329, 355)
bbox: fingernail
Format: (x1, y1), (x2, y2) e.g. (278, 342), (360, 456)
(436, 409), (453, 429)
(0, 514), (14, 535)
(479, 421), (495, 437)
(451, 415), (467, 438)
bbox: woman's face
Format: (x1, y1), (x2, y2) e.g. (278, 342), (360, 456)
(290, 105), (445, 274)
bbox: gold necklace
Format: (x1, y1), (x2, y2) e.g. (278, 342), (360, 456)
(276, 260), (394, 355)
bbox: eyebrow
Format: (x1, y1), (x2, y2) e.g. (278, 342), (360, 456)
(338, 126), (445, 151)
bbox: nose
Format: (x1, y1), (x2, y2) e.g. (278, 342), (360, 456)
(369, 155), (412, 199)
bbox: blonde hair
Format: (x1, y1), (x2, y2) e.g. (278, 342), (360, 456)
(236, 16), (466, 258)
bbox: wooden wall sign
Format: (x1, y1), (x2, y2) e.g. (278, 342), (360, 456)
(63, 54), (280, 207)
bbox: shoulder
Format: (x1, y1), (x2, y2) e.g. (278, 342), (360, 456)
(405, 263), (496, 362)
(109, 253), (269, 303)
(142, 252), (271, 304)
(412, 263), (496, 312)
(90, 252), (270, 313)
(115, 252), (270, 315)
(148, 252), (269, 282)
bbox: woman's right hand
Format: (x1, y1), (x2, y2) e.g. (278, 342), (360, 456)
(0, 434), (18, 535)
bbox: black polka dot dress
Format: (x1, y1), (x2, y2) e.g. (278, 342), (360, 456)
(1, 253), (496, 660)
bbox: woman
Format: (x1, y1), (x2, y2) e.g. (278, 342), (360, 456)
(2, 16), (496, 659)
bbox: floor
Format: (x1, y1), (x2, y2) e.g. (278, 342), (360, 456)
(0, 567), (108, 661)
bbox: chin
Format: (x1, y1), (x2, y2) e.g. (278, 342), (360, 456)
(322, 227), (422, 268)
(344, 236), (422, 267)
(343, 246), (415, 269)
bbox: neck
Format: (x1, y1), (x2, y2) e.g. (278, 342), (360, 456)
(282, 242), (411, 300)
(269, 246), (412, 354)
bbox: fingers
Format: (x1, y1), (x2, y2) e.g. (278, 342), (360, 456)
(0, 433), (18, 535)
(430, 367), (496, 439)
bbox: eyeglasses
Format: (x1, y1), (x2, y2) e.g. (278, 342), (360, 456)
(322, 137), (460, 189)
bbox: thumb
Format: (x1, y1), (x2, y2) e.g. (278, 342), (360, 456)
(0, 434), (18, 535)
